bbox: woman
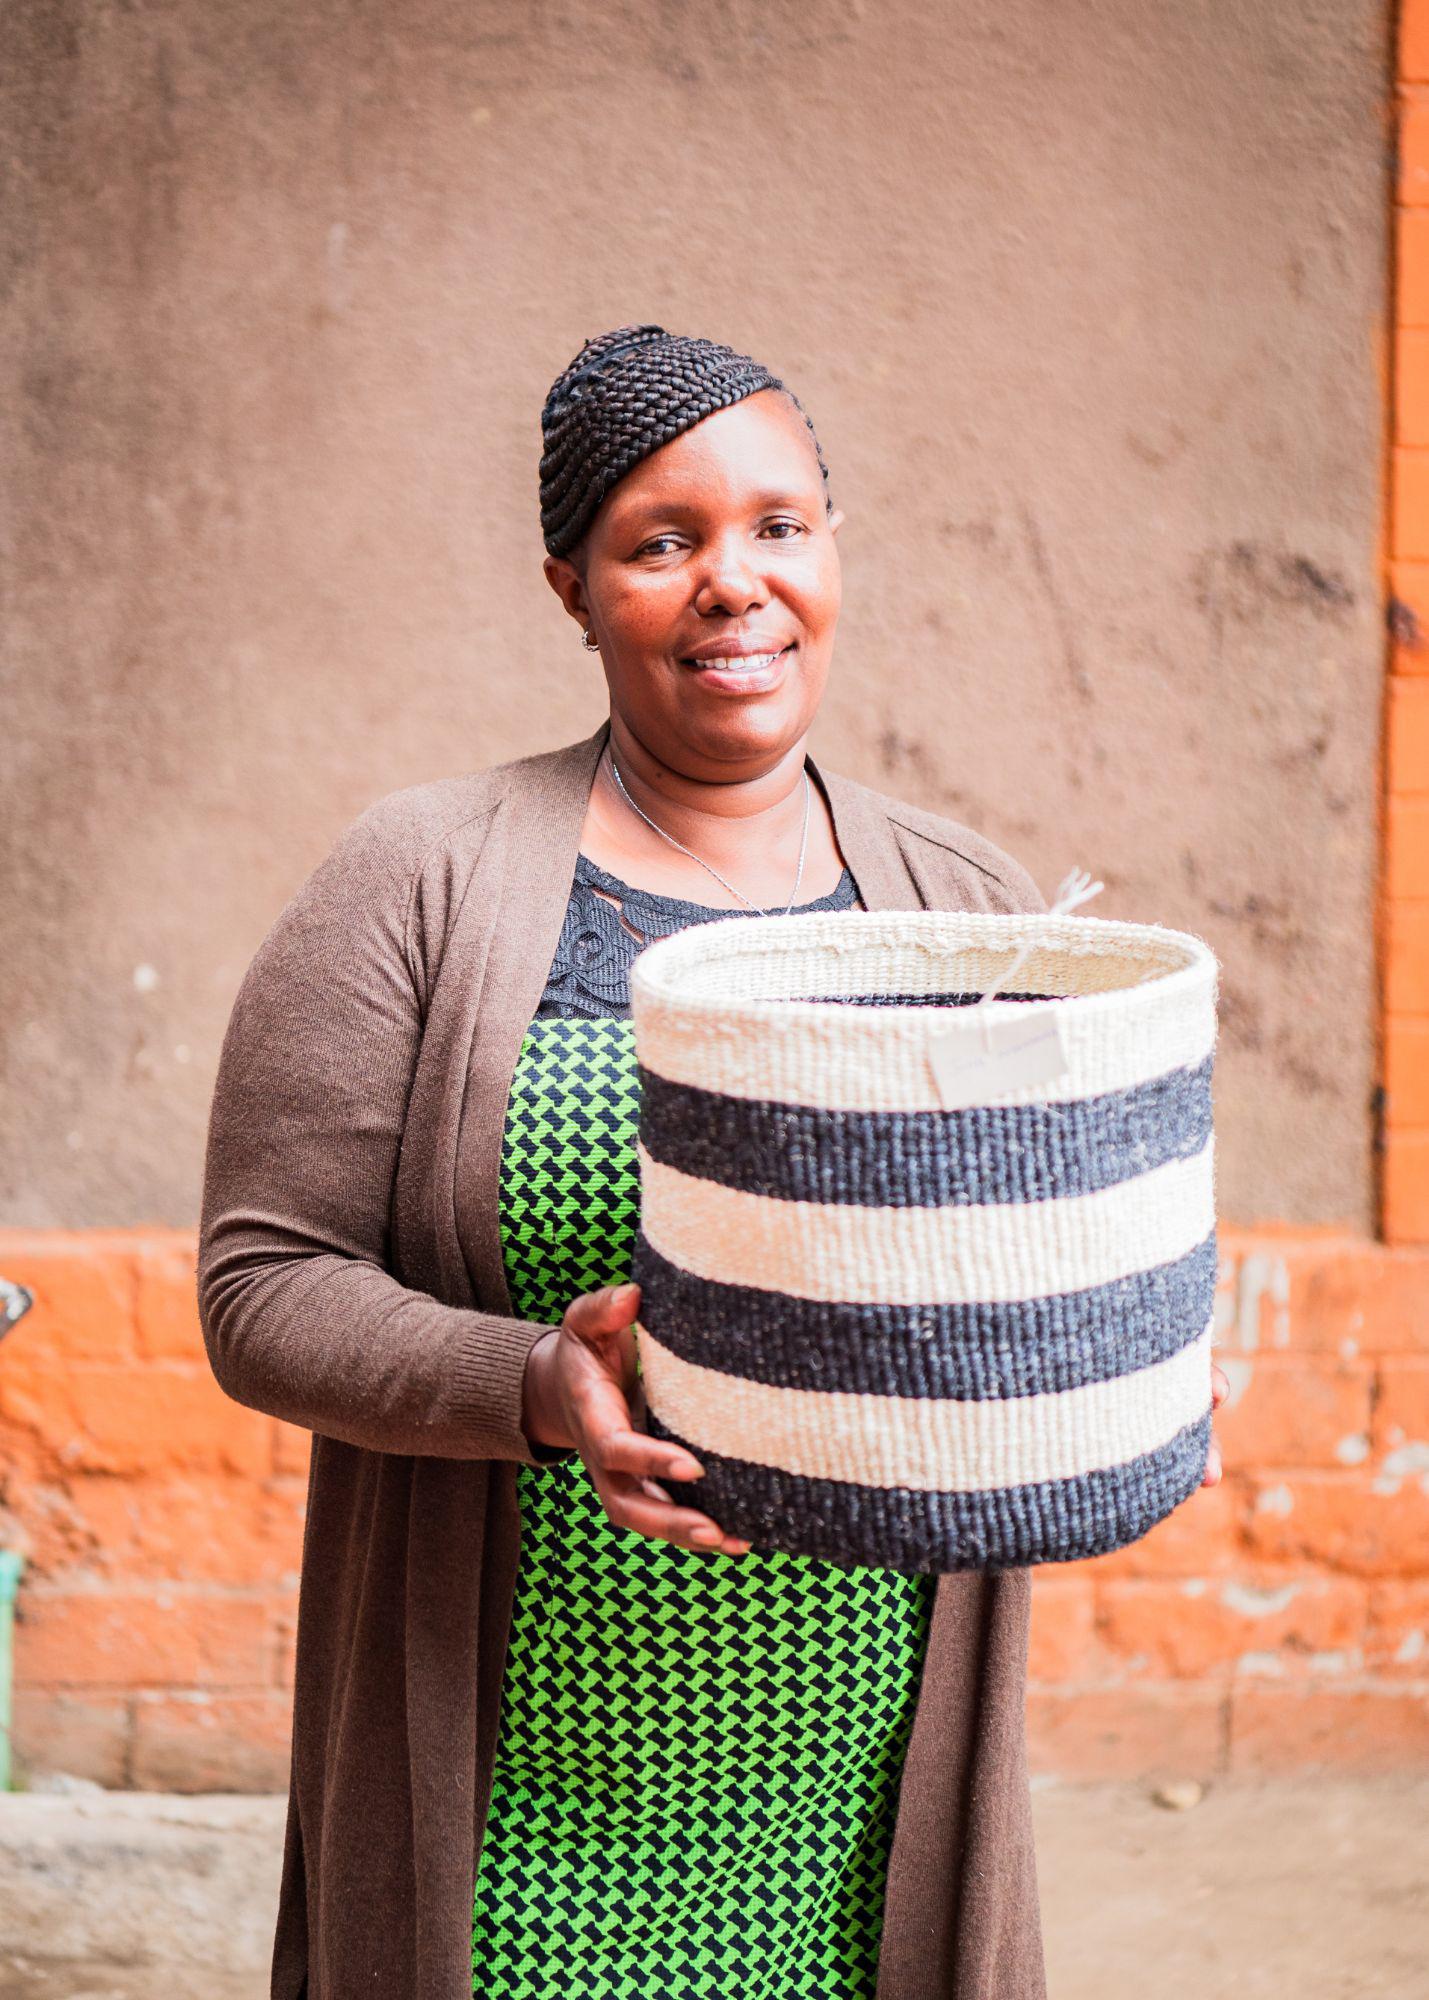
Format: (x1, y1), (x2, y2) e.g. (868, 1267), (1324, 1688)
(199, 324), (1227, 2000)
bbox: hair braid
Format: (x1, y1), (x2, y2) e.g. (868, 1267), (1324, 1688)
(539, 324), (831, 559)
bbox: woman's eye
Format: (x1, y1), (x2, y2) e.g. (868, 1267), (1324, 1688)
(636, 535), (682, 558)
(761, 519), (805, 539)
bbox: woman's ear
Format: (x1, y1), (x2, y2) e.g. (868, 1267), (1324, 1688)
(543, 553), (591, 628)
(829, 506), (846, 537)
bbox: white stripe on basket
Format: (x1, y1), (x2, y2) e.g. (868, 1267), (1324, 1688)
(635, 1320), (1215, 1492)
(636, 1137), (1216, 1306)
(635, 984), (1217, 1113)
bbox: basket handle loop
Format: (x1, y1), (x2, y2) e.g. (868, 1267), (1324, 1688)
(975, 867), (1104, 1045)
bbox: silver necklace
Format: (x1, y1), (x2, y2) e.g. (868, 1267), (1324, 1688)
(606, 751), (812, 917)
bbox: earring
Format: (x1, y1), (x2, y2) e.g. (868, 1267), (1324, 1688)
(581, 628), (600, 652)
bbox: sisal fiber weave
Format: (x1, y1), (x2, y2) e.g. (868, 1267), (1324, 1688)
(628, 909), (1220, 1573)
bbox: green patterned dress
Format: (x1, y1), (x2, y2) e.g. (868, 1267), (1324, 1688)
(470, 854), (937, 2000)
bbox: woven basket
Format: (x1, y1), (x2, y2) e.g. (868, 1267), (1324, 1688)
(627, 909), (1219, 1574)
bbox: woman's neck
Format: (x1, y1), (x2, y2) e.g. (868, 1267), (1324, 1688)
(579, 733), (847, 908)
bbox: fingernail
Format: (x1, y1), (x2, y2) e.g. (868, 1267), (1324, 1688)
(673, 1458), (703, 1480)
(692, 1526), (721, 1546)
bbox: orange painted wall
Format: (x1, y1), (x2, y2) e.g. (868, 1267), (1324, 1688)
(1387, 0), (1429, 1239)
(0, 1235), (303, 1789)
(1, 1226), (1425, 1790)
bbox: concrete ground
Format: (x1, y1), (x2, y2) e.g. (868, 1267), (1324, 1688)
(0, 1778), (1424, 1998)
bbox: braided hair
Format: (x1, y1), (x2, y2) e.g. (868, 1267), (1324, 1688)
(539, 324), (831, 560)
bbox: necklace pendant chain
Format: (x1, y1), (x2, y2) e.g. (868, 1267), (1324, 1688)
(607, 752), (812, 917)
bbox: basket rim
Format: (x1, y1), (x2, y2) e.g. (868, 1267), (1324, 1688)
(628, 907), (1219, 1026)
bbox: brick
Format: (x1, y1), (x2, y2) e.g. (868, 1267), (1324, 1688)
(10, 1689), (131, 1789)
(1026, 1574), (1104, 1683)
(1229, 1684), (1429, 1773)
(130, 1691), (293, 1792)
(1396, 446), (1429, 562)
(1386, 900), (1429, 1013)
(1210, 1356), (1374, 1470)
(1390, 561), (1429, 672)
(1244, 1471), (1429, 1577)
(1400, 326), (1429, 452)
(271, 1595), (299, 1690)
(1026, 1686), (1226, 1782)
(1385, 1021), (1429, 1128)
(1399, 212), (1429, 331)
(1212, 1243), (1292, 1354)
(0, 1353), (278, 1475)
(1040, 1555), (1107, 1591)
(1283, 1240), (1429, 1355)
(1387, 794), (1429, 899)
(134, 1235), (203, 1361)
(0, 1345), (85, 1448)
(1383, 1131), (1429, 1247)
(1404, 96), (1429, 206)
(1389, 674), (1429, 793)
(1406, 0), (1429, 83)
(1088, 1473), (1243, 1578)
(65, 1473), (305, 1586)
(14, 1588), (271, 1689)
(0, 1238), (136, 1364)
(64, 1365), (273, 1478)
(1367, 1581), (1429, 1676)
(1098, 1576), (1366, 1680)
(274, 1421), (312, 1479)
(1371, 1358), (1429, 1454)
(0, 1481), (88, 1579)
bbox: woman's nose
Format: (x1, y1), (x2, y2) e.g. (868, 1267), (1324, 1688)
(693, 537), (770, 617)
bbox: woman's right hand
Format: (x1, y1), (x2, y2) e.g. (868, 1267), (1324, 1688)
(521, 1280), (752, 1558)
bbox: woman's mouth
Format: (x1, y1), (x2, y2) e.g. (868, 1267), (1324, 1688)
(678, 644), (794, 694)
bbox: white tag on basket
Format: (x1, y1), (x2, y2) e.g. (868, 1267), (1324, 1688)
(928, 1010), (1070, 1107)
(926, 868), (1103, 1110)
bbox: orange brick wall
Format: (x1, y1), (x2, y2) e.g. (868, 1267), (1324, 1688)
(1387, 0), (1429, 1241)
(0, 1234), (304, 1789)
(0, 1227), (1425, 1789)
(1028, 1229), (1429, 1778)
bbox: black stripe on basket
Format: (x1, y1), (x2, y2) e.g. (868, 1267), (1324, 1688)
(636, 1054), (1213, 1209)
(786, 990), (1059, 1007)
(630, 1230), (1218, 1401)
(643, 1406), (1213, 1573)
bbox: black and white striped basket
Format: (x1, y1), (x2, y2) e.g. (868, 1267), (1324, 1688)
(628, 909), (1219, 1574)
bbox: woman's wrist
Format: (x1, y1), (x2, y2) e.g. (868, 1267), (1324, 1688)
(521, 1328), (574, 1456)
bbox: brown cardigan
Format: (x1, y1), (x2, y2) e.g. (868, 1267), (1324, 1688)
(197, 715), (1050, 2000)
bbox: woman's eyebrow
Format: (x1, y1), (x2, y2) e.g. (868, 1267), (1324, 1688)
(743, 488), (817, 512)
(618, 488), (817, 526)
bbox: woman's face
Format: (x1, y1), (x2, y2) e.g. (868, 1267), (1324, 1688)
(544, 389), (844, 779)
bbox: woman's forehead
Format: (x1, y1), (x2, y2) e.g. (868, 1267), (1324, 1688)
(601, 395), (823, 510)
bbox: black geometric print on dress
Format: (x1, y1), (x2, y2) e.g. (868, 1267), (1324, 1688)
(498, 1016), (644, 1324)
(475, 1007), (937, 2000)
(538, 851), (861, 1020)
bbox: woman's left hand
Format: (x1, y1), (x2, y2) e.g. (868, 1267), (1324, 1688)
(1202, 1361), (1230, 1487)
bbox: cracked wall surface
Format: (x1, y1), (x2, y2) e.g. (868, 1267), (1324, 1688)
(0, 0), (1389, 1227)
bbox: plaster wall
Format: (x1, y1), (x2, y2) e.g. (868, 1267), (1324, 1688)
(0, 0), (1390, 1228)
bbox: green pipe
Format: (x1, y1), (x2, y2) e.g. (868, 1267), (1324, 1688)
(0, 1549), (24, 1791)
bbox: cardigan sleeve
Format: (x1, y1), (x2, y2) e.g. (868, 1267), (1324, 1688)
(196, 796), (560, 1464)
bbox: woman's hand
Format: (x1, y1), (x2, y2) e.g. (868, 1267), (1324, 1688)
(1202, 1360), (1230, 1487)
(521, 1280), (752, 1557)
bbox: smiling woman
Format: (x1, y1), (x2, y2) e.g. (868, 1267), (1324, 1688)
(473, 338), (940, 1998)
(540, 327), (852, 910)
(196, 321), (1228, 2000)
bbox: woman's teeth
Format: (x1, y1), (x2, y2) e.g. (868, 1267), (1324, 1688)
(696, 650), (784, 672)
